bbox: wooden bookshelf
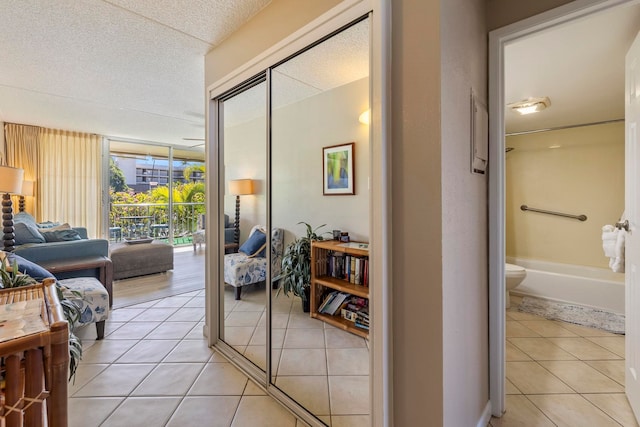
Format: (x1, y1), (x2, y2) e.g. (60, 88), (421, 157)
(310, 240), (369, 338)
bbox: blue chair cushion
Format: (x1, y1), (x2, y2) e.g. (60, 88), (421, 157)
(6, 253), (55, 282)
(239, 229), (266, 258)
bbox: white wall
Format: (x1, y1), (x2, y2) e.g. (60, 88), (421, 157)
(224, 111), (268, 241)
(224, 78), (370, 244)
(441, 0), (489, 425)
(506, 122), (625, 268)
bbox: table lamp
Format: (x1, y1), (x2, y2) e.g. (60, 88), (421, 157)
(0, 166), (24, 252)
(228, 179), (254, 244)
(19, 180), (34, 213)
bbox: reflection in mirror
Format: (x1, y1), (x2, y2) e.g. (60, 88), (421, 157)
(270, 17), (371, 424)
(220, 81), (268, 371)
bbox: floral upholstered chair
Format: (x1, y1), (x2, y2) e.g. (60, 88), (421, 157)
(223, 225), (284, 300)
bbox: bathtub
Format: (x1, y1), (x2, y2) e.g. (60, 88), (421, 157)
(506, 257), (625, 315)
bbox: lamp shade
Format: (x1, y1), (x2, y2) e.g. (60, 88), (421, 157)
(229, 179), (254, 195)
(0, 166), (24, 194)
(21, 180), (34, 197)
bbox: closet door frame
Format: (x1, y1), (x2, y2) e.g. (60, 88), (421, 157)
(205, 1), (390, 425)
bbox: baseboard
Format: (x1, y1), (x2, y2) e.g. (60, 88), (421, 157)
(477, 401), (492, 427)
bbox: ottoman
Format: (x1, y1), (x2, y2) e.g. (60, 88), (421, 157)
(58, 277), (110, 339)
(109, 241), (174, 280)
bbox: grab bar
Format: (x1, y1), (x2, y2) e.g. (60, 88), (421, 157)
(520, 205), (587, 222)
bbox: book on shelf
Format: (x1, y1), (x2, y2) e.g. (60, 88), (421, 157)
(340, 297), (369, 324)
(325, 252), (369, 286)
(320, 291), (351, 315)
(318, 291), (338, 313)
(355, 320), (369, 330)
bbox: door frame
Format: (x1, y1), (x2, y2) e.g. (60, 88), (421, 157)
(488, 0), (635, 417)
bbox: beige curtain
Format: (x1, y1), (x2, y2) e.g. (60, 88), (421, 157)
(5, 123), (40, 218)
(38, 129), (102, 237)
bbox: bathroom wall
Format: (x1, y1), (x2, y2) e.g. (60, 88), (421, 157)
(506, 122), (624, 269)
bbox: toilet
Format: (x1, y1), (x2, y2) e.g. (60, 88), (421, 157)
(505, 263), (527, 309)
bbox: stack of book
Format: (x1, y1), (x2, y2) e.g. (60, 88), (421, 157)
(340, 297), (369, 330)
(325, 251), (369, 286)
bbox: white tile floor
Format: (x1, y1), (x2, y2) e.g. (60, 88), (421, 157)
(490, 296), (638, 427)
(71, 289), (369, 426)
(221, 285), (370, 424)
(70, 290), (309, 427)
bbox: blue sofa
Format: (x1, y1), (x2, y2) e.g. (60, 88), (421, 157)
(11, 212), (109, 280)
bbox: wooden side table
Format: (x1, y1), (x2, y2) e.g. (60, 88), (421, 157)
(0, 279), (69, 426)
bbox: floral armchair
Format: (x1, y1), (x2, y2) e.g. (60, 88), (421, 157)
(223, 225), (284, 300)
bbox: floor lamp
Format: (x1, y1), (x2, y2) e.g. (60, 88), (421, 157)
(0, 166), (25, 252)
(228, 179), (254, 245)
(19, 180), (34, 213)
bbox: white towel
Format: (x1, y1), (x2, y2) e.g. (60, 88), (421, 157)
(602, 225), (617, 258)
(611, 228), (625, 273)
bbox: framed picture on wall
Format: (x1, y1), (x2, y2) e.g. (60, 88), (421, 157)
(323, 142), (355, 195)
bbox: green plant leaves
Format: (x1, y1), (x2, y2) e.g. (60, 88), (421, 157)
(277, 222), (327, 301)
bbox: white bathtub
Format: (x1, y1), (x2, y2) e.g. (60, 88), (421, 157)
(506, 257), (625, 315)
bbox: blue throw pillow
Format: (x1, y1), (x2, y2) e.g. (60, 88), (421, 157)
(40, 229), (82, 242)
(239, 229), (267, 258)
(36, 221), (60, 229)
(14, 212), (37, 226)
(14, 222), (46, 245)
(6, 254), (55, 282)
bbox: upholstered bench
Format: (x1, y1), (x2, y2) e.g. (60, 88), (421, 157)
(109, 241), (174, 280)
(58, 277), (110, 340)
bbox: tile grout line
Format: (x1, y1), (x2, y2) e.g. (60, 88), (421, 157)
(73, 295), (206, 425)
(507, 310), (629, 427)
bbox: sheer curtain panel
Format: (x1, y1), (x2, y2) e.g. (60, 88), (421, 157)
(38, 129), (102, 237)
(4, 123), (40, 218)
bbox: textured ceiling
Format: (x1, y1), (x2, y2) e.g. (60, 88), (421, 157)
(224, 18), (370, 127)
(3, 2), (634, 146)
(0, 0), (270, 147)
(505, 3), (640, 133)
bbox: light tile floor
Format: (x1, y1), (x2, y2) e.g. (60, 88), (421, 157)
(70, 290), (311, 427)
(489, 296), (638, 427)
(222, 284), (370, 424)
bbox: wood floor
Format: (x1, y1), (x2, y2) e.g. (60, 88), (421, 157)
(112, 245), (206, 308)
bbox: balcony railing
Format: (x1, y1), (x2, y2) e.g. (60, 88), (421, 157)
(110, 202), (205, 245)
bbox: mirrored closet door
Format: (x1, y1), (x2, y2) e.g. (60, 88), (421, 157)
(270, 16), (371, 423)
(219, 79), (268, 372)
(215, 15), (371, 425)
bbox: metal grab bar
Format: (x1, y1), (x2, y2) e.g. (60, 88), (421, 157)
(520, 205), (587, 222)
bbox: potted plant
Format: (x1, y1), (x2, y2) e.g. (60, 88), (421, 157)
(0, 257), (83, 381)
(277, 222), (326, 312)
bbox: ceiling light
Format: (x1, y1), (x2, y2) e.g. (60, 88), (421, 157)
(507, 97), (551, 115)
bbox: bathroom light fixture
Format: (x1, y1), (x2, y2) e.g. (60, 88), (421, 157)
(359, 109), (370, 125)
(507, 97), (551, 115)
